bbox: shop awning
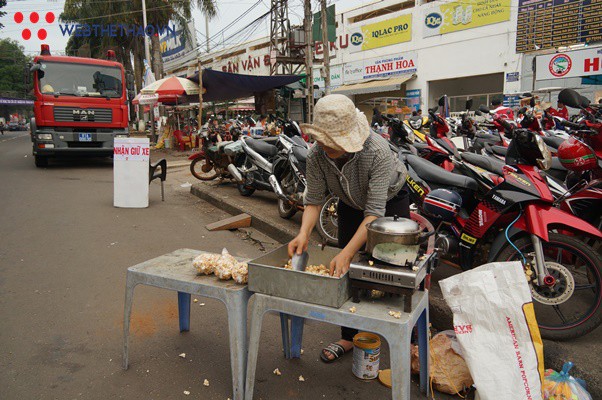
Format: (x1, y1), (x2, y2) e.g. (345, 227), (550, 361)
(332, 74), (416, 96)
(187, 69), (303, 102)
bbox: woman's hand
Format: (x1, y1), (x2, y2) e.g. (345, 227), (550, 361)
(288, 233), (309, 257)
(330, 250), (353, 278)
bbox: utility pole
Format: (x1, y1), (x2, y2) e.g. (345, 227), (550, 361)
(205, 15), (210, 52)
(197, 60), (203, 129)
(320, 0), (330, 96)
(141, 0), (156, 142)
(304, 0), (313, 122)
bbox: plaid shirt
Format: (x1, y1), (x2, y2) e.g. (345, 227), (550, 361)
(304, 132), (407, 217)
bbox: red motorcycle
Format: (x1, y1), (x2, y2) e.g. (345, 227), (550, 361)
(413, 106), (458, 171)
(405, 125), (602, 340)
(189, 126), (239, 181)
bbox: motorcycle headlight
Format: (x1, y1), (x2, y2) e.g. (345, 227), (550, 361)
(534, 134), (552, 170)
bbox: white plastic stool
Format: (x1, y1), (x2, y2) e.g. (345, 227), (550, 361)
(122, 248), (252, 400)
(245, 291), (429, 400)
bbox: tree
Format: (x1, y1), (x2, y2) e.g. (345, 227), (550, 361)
(0, 0), (7, 30)
(0, 39), (31, 98)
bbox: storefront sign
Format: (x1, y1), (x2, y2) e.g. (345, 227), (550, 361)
(536, 47), (602, 80)
(343, 53), (417, 83)
(314, 34), (350, 55)
(113, 139), (150, 162)
(423, 0), (510, 38)
(504, 95), (521, 108)
(219, 54), (272, 75)
(160, 20), (197, 63)
(406, 89), (422, 111)
(313, 65), (344, 89)
(348, 14), (412, 53)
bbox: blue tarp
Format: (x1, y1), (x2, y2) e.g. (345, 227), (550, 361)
(187, 69), (303, 102)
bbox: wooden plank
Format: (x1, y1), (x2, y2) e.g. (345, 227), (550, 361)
(205, 213), (251, 231)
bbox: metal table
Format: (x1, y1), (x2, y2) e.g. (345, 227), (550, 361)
(122, 248), (252, 400)
(245, 291), (430, 400)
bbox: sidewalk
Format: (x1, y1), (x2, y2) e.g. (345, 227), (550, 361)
(189, 179), (602, 397)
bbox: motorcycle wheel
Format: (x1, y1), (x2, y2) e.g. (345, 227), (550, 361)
(498, 232), (602, 340)
(190, 158), (218, 181)
(237, 184), (255, 197)
(278, 198), (297, 219)
(317, 195), (339, 246)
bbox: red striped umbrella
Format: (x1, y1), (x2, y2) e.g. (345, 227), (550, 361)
(140, 76), (204, 96)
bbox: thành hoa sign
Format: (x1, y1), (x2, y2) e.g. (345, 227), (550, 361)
(344, 53), (417, 83)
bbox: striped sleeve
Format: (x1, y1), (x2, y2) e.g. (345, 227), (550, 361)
(303, 149), (328, 206)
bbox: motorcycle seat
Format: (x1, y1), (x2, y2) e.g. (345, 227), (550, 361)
(476, 132), (496, 140)
(542, 135), (564, 149)
(406, 155), (478, 191)
(292, 146), (308, 162)
(491, 145), (508, 157)
(461, 152), (505, 176)
(246, 137), (278, 157)
(413, 142), (428, 151)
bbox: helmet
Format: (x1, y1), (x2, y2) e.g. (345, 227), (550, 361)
(558, 137), (597, 172)
(423, 189), (462, 221)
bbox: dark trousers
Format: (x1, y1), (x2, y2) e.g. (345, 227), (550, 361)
(338, 188), (410, 342)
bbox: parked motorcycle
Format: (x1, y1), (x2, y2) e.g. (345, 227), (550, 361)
(189, 127), (242, 181)
(405, 119), (602, 340)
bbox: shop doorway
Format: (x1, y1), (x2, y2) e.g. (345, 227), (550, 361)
(428, 73), (504, 111)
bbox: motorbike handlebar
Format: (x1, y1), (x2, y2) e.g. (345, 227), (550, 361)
(561, 120), (582, 130)
(494, 116), (514, 133)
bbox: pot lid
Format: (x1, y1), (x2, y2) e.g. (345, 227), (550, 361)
(366, 216), (420, 234)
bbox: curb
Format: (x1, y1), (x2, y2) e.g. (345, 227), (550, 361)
(189, 181), (601, 397)
(191, 183), (300, 243)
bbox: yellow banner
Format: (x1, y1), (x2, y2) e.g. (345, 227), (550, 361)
(349, 14), (412, 53)
(423, 0), (510, 37)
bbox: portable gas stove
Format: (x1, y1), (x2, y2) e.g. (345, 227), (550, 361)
(348, 252), (437, 312)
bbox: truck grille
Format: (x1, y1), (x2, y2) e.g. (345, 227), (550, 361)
(54, 107), (112, 123)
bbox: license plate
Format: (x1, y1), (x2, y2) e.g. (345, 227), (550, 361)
(79, 133), (92, 142)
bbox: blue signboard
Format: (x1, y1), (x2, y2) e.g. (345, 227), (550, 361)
(406, 89), (421, 112)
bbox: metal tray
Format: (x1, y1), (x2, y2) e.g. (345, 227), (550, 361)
(248, 244), (350, 308)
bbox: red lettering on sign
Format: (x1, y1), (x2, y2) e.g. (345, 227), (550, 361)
(584, 57), (600, 73)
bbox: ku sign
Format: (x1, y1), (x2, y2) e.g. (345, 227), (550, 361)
(536, 47), (602, 80)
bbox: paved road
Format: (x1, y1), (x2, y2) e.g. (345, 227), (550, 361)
(0, 135), (446, 400)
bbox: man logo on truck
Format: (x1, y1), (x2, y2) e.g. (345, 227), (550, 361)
(73, 109), (95, 121)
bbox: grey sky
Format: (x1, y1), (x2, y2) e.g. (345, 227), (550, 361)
(0, 0), (372, 56)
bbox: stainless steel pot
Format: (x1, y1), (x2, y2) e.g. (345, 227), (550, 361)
(365, 216), (423, 266)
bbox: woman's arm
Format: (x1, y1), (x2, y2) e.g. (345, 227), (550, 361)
(288, 204), (321, 256)
(330, 215), (377, 277)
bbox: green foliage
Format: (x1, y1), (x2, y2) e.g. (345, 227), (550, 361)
(0, 39), (31, 98)
(0, 0), (7, 30)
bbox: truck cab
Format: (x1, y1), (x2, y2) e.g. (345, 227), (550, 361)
(26, 45), (134, 167)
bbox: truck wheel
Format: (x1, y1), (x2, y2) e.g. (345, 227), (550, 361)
(34, 155), (48, 168)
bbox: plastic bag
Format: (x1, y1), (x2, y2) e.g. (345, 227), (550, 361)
(440, 261), (545, 400)
(543, 362), (592, 400)
(193, 248), (236, 278)
(410, 330), (473, 395)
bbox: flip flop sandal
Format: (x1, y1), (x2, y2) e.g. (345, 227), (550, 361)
(320, 342), (349, 363)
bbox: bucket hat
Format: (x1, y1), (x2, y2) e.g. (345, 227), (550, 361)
(300, 94), (370, 153)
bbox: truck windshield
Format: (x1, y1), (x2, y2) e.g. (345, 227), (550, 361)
(38, 61), (123, 98)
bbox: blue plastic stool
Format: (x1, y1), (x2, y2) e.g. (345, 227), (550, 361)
(279, 313), (304, 358)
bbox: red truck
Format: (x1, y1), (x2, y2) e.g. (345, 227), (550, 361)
(26, 44), (134, 167)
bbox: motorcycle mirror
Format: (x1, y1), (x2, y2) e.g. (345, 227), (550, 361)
(465, 99), (473, 110)
(579, 95), (590, 108)
(428, 106), (439, 114)
(478, 105), (490, 113)
(438, 96), (446, 107)
(558, 88), (582, 109)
